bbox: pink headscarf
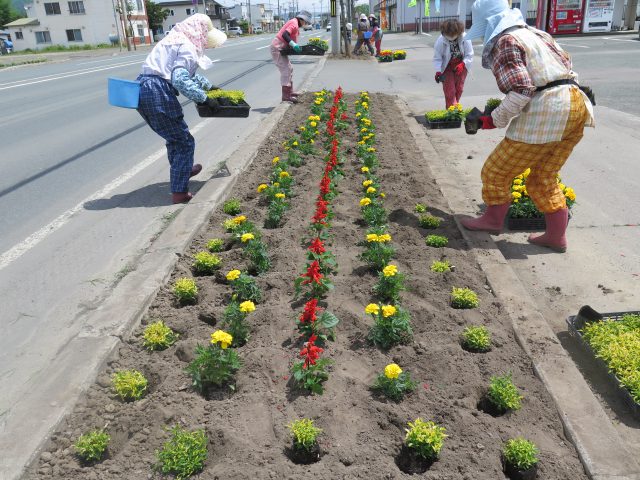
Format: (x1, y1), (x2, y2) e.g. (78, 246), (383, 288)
(160, 13), (211, 57)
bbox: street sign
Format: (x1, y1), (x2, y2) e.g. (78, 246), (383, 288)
(330, 0), (336, 16)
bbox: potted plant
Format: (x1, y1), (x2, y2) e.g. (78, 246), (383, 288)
(196, 89), (250, 118)
(502, 438), (539, 480)
(484, 97), (501, 115)
(396, 418), (446, 474)
(378, 50), (394, 62)
(425, 103), (465, 129)
(287, 419), (322, 464)
(508, 169), (576, 231)
(393, 50), (407, 60)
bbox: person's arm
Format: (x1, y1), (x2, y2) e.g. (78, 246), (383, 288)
(169, 45), (207, 103)
(282, 23), (301, 51)
(462, 38), (473, 71)
(192, 73), (212, 90)
(432, 36), (443, 72)
(488, 35), (535, 128)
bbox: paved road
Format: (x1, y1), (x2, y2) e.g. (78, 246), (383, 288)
(0, 30), (327, 441)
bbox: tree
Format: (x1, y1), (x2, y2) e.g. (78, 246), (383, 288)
(145, 0), (169, 34)
(1, 0), (22, 26)
(354, 3), (369, 16)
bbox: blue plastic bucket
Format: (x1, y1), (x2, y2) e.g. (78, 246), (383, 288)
(363, 31), (373, 39)
(108, 77), (140, 109)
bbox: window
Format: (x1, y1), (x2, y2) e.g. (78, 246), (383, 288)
(66, 29), (82, 41)
(35, 31), (52, 43)
(186, 8), (191, 15)
(15, 31), (24, 40)
(136, 0), (143, 11)
(68, 1), (85, 14)
(169, 9), (174, 16)
(137, 25), (144, 37)
(44, 2), (61, 14)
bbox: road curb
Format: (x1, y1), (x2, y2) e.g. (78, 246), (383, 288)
(395, 97), (640, 480)
(1, 56), (327, 480)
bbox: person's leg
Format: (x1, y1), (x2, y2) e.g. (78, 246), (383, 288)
(271, 45), (295, 102)
(352, 38), (362, 54)
(367, 39), (375, 55)
(375, 38), (381, 55)
(454, 67), (468, 105)
(461, 138), (546, 233)
(441, 66), (457, 108)
(527, 88), (588, 251)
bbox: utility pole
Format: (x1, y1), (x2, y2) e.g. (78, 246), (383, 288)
(418, 0), (422, 34)
(118, 0), (131, 51)
(248, 0), (252, 32)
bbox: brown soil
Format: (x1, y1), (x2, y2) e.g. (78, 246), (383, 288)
(25, 93), (588, 480)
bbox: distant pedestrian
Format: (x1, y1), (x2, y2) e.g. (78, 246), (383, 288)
(353, 14), (375, 56)
(369, 14), (383, 56)
(433, 19), (473, 108)
(345, 21), (353, 44)
(136, 14), (227, 204)
(271, 10), (312, 103)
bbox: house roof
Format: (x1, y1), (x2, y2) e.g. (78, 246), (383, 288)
(4, 18), (40, 27)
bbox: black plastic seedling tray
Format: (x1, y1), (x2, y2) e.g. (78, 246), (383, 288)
(280, 44), (326, 56)
(196, 98), (250, 118)
(566, 305), (640, 417)
(426, 119), (462, 129)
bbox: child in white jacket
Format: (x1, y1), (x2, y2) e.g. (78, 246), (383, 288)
(432, 19), (474, 108)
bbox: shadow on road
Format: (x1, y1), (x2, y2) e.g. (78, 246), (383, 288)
(83, 180), (205, 209)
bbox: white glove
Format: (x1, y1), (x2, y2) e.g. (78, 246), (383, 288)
(491, 91), (531, 128)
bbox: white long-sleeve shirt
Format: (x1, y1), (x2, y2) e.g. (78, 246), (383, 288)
(432, 33), (474, 73)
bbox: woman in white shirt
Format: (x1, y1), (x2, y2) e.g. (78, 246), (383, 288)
(432, 19), (474, 108)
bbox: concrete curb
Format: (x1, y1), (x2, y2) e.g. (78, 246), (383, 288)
(395, 97), (640, 480)
(1, 55), (327, 480)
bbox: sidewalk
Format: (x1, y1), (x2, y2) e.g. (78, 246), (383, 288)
(309, 32), (640, 477)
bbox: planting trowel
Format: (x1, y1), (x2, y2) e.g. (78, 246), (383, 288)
(464, 107), (484, 135)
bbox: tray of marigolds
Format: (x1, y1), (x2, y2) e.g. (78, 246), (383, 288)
(197, 90), (250, 118)
(280, 39), (328, 56)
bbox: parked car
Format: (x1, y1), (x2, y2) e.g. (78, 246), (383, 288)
(326, 24), (331, 31)
(228, 26), (243, 36)
(253, 26), (263, 33)
(303, 24), (313, 31)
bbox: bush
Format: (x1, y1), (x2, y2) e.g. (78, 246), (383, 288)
(111, 369), (148, 401)
(404, 419), (447, 460)
(288, 419), (322, 452)
(173, 278), (198, 304)
(206, 238), (224, 252)
(503, 438), (539, 471)
(430, 260), (451, 272)
(75, 429), (110, 462)
(143, 321), (178, 351)
(461, 325), (491, 352)
(488, 373), (523, 412)
(222, 198), (242, 215)
(425, 235), (448, 248)
(192, 251), (222, 275)
(156, 426), (207, 480)
(418, 214), (441, 229)
(451, 287), (479, 309)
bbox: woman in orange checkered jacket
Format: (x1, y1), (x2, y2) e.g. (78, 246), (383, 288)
(460, 0), (594, 252)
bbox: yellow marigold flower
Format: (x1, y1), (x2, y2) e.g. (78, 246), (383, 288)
(448, 105), (455, 111)
(279, 171), (290, 178)
(512, 192), (522, 199)
(232, 215), (246, 225)
(361, 166), (369, 173)
(365, 303), (380, 315)
(356, 112), (362, 117)
(378, 233), (392, 243)
(363, 180), (373, 187)
(292, 141), (298, 146)
(367, 147), (376, 153)
(273, 182), (280, 188)
(523, 168), (531, 178)
(300, 126), (306, 131)
(310, 121), (317, 128)
(226, 269), (241, 281)
(383, 264), (398, 277)
(367, 187), (376, 194)
(310, 139), (315, 144)
(366, 233), (379, 242)
(275, 193), (286, 199)
(380, 193), (386, 198)
(456, 104), (463, 111)
(272, 156), (280, 164)
(513, 199), (519, 203)
(211, 330), (233, 349)
(384, 363), (402, 379)
(241, 233), (255, 243)
(358, 140), (365, 145)
(360, 197), (372, 207)
(239, 300), (256, 313)
(257, 183), (268, 193)
(558, 183), (565, 190)
(361, 128), (368, 133)
(382, 305), (397, 317)
(512, 178), (522, 185)
(565, 189), (576, 201)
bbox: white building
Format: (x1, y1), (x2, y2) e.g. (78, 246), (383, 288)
(226, 3), (276, 32)
(3, 0), (151, 52)
(154, 0), (230, 36)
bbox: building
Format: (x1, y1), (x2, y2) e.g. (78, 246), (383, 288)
(3, 0), (151, 52)
(226, 3), (276, 32)
(154, 0), (229, 37)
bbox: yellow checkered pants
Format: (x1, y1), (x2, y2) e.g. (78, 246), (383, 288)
(481, 88), (588, 213)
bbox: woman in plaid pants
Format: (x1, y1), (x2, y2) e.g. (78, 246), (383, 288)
(460, 0), (594, 252)
(137, 14), (226, 204)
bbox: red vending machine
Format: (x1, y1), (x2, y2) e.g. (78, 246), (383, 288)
(547, 0), (585, 34)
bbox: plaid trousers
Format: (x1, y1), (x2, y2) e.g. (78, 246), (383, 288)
(137, 74), (195, 193)
(481, 88), (588, 213)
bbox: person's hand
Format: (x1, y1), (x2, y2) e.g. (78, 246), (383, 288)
(289, 40), (302, 53)
(435, 71), (442, 83)
(479, 116), (496, 129)
(208, 85), (220, 91)
(454, 63), (465, 75)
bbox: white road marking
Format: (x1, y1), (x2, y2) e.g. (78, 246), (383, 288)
(602, 37), (637, 42)
(76, 53), (149, 66)
(0, 119), (210, 272)
(420, 32), (432, 37)
(558, 43), (590, 48)
(256, 45), (270, 50)
(0, 60), (142, 90)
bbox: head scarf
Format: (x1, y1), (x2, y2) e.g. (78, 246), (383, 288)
(465, 0), (525, 46)
(160, 13), (212, 57)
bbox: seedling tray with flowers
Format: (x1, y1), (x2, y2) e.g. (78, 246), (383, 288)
(425, 103), (465, 129)
(196, 89), (251, 118)
(279, 43), (326, 56)
(566, 305), (640, 416)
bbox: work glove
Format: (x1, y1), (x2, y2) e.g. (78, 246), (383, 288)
(479, 116), (496, 130)
(454, 63), (465, 76)
(289, 40), (302, 53)
(208, 85), (221, 91)
(435, 71), (442, 83)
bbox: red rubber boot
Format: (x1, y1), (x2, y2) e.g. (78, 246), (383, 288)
(460, 203), (510, 235)
(190, 164), (202, 178)
(528, 208), (568, 253)
(172, 192), (193, 204)
(281, 86), (298, 103)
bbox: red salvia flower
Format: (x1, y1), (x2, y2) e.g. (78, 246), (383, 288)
(308, 237), (326, 254)
(319, 174), (331, 195)
(300, 298), (319, 324)
(340, 113), (348, 121)
(300, 260), (323, 285)
(300, 334), (323, 368)
(312, 200), (329, 224)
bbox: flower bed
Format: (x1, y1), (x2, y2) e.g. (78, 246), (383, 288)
(27, 93), (588, 479)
